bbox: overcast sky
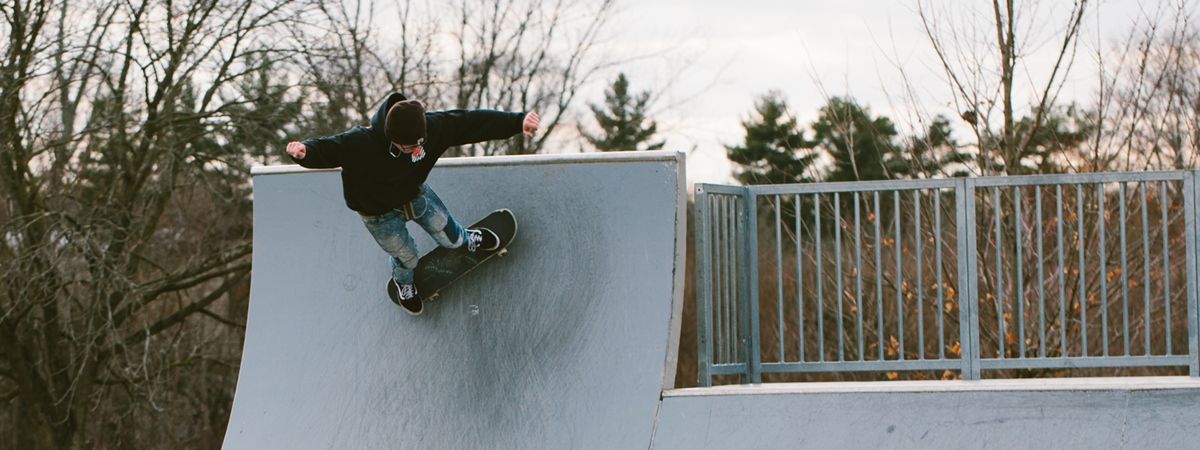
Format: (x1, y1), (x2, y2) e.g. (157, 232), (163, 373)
(598, 0), (1163, 184)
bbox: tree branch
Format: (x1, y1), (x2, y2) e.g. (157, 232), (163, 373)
(98, 353), (238, 386)
(199, 309), (245, 329)
(108, 254), (251, 331)
(0, 387), (17, 402)
(1018, 1), (1088, 162)
(134, 243), (252, 297)
(123, 267), (251, 344)
(145, 254), (252, 298)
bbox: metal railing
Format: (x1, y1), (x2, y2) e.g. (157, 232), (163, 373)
(695, 171), (1200, 386)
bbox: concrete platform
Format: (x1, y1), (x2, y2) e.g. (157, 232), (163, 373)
(652, 377), (1200, 449)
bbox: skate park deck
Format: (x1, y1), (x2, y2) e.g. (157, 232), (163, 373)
(654, 377), (1200, 448)
(224, 151), (1200, 449)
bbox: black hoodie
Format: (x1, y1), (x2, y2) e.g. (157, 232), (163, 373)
(291, 93), (526, 215)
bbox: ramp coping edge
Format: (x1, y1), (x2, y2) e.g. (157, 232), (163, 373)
(251, 150), (682, 176)
(663, 376), (1200, 397)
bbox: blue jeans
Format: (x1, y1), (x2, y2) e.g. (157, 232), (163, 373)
(361, 184), (466, 285)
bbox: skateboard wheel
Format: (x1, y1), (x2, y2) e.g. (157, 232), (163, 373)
(497, 248), (508, 257)
(428, 293), (440, 302)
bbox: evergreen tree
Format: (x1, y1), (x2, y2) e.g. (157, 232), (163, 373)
(1018, 105), (1096, 174)
(220, 58), (305, 166)
(726, 91), (817, 185)
(903, 115), (974, 178)
(811, 97), (906, 182)
(582, 73), (664, 151)
(966, 105), (1096, 174)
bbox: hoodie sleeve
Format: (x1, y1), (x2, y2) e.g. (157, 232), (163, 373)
(291, 131), (352, 169)
(426, 110), (525, 148)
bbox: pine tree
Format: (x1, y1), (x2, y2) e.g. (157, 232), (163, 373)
(904, 115), (974, 178)
(812, 97), (906, 182)
(221, 59), (305, 166)
(726, 91), (817, 185)
(583, 73), (664, 151)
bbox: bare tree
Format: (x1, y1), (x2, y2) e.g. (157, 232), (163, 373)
(289, 0), (623, 157)
(1096, 0), (1200, 172)
(445, 0), (619, 156)
(0, 0), (299, 448)
(292, 0), (441, 139)
(917, 0), (1089, 175)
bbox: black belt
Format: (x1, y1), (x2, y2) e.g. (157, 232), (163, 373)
(359, 200), (416, 219)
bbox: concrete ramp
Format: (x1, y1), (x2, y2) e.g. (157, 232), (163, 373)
(223, 152), (686, 450)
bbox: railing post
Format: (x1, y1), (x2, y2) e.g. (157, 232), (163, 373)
(1187, 172), (1199, 377)
(744, 187), (762, 384)
(695, 185), (713, 387)
(734, 187), (751, 384)
(957, 178), (982, 380)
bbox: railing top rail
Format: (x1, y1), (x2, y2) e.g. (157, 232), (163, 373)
(970, 170), (1188, 187)
(745, 178), (957, 195)
(697, 171), (1189, 197)
(699, 181), (954, 196)
(695, 184), (747, 195)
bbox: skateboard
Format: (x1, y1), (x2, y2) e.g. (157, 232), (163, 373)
(411, 209), (517, 302)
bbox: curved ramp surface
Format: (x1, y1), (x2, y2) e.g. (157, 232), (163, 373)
(224, 152), (686, 450)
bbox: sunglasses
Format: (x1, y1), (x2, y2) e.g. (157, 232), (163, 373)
(389, 137), (425, 158)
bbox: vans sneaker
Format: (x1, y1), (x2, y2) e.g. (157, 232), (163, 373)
(388, 278), (422, 315)
(465, 228), (500, 252)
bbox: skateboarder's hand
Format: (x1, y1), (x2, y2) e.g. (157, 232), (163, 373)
(522, 112), (539, 137)
(286, 141), (306, 159)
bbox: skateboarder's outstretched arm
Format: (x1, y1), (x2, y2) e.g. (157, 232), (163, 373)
(285, 129), (366, 169)
(430, 110), (540, 148)
(284, 111), (536, 165)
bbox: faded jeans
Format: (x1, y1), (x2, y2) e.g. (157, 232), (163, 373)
(360, 184), (466, 285)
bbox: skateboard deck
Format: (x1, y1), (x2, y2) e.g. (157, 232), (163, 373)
(412, 209), (517, 302)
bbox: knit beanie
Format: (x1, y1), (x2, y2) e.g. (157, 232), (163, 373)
(384, 100), (426, 145)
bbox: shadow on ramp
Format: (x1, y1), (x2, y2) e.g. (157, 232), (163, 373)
(223, 152), (686, 449)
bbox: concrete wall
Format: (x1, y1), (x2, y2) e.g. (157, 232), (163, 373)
(653, 378), (1200, 449)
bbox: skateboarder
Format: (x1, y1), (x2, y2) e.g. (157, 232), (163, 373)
(285, 93), (539, 315)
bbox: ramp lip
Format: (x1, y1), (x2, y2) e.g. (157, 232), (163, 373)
(664, 376), (1200, 397)
(252, 165), (341, 175)
(251, 150), (682, 176)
